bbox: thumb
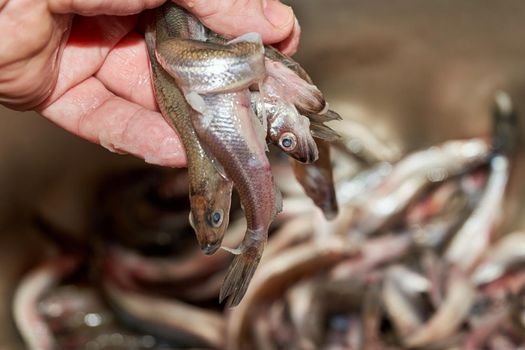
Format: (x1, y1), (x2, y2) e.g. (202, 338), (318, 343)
(174, 0), (296, 44)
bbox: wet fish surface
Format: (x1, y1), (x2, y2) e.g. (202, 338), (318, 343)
(153, 3), (288, 307)
(147, 4), (233, 255)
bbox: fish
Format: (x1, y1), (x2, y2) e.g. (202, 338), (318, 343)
(350, 138), (490, 236)
(406, 177), (479, 249)
(13, 256), (80, 350)
(328, 233), (413, 281)
(253, 52), (340, 217)
(491, 90), (519, 156)
(361, 282), (386, 350)
(262, 57), (340, 143)
(194, 91), (281, 307)
(382, 266), (427, 340)
(147, 4), (233, 255)
(262, 58), (326, 116)
(285, 279), (317, 349)
(155, 7), (281, 306)
(206, 30), (340, 140)
(404, 269), (476, 348)
(291, 139), (339, 220)
(104, 279), (226, 348)
(106, 218), (247, 285)
(334, 118), (402, 164)
(155, 32), (265, 96)
(463, 307), (511, 350)
(251, 89), (318, 163)
(336, 161), (392, 206)
(472, 232), (525, 285)
(445, 92), (518, 271)
(227, 238), (350, 350)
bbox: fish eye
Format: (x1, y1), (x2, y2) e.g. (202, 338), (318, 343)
(279, 132), (297, 151)
(209, 209), (224, 228)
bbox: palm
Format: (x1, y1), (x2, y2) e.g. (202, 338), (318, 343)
(41, 14), (184, 167)
(0, 0), (298, 167)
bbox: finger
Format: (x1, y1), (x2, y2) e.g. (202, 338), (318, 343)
(274, 17), (301, 56)
(174, 0), (295, 44)
(95, 32), (157, 111)
(40, 77), (186, 167)
(0, 0), (70, 109)
(40, 15), (136, 108)
(49, 0), (165, 16)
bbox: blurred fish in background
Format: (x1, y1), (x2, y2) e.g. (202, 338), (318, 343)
(1, 0), (525, 349)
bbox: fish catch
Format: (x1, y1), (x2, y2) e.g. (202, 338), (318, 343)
(146, 8), (233, 255)
(149, 2), (339, 307)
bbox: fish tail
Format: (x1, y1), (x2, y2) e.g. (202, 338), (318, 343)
(219, 237), (265, 307)
(492, 91), (518, 156)
(310, 122), (341, 142)
(307, 109), (342, 123)
(319, 192), (339, 220)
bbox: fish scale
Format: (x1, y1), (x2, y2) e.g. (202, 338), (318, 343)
(197, 92), (276, 230)
(146, 5), (233, 255)
(153, 2), (335, 306)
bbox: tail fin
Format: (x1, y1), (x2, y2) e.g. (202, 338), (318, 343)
(307, 109), (342, 123)
(319, 192), (339, 220)
(219, 239), (264, 307)
(310, 122), (340, 142)
(323, 109), (343, 121)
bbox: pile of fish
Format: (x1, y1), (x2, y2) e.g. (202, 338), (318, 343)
(12, 90), (525, 349)
(145, 2), (340, 307)
(14, 168), (238, 349)
(11, 163), (328, 349)
(10, 2), (525, 349)
(226, 92), (524, 350)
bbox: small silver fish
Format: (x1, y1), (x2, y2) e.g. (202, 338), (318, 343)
(104, 280), (225, 348)
(148, 5), (234, 255)
(155, 25), (282, 306)
(155, 33), (265, 95)
(13, 256), (80, 350)
(194, 91), (281, 307)
(251, 88), (318, 163)
(291, 139), (339, 219)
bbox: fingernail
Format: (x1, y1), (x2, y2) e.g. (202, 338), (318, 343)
(264, 1), (294, 29)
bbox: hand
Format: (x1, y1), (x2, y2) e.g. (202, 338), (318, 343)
(0, 0), (300, 166)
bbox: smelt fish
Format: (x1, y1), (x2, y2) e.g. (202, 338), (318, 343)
(251, 89), (318, 163)
(292, 139), (339, 220)
(148, 4), (234, 254)
(155, 13), (282, 306)
(194, 91), (281, 307)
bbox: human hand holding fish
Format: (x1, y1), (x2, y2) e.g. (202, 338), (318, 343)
(0, 0), (299, 166)
(1, 0), (339, 308)
(148, 3), (340, 307)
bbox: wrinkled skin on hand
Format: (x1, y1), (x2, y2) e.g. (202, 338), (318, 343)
(0, 0), (300, 166)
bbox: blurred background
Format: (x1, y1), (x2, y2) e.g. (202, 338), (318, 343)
(1, 0), (525, 348)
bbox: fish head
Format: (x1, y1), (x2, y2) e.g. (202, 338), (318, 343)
(189, 183), (232, 255)
(270, 106), (319, 164)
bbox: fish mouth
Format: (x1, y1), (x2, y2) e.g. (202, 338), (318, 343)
(307, 145), (320, 163)
(296, 144), (319, 164)
(201, 240), (221, 255)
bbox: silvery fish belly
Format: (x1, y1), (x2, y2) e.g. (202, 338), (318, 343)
(147, 5), (234, 256)
(191, 90), (280, 307)
(155, 33), (266, 94)
(194, 91), (278, 233)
